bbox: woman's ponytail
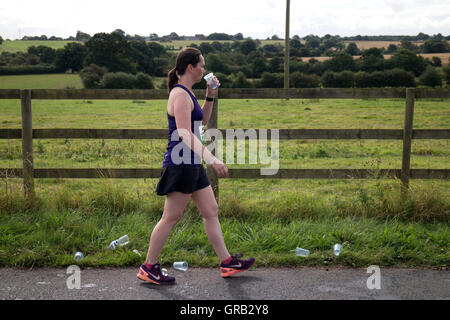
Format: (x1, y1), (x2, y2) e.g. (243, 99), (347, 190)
(167, 67), (178, 92)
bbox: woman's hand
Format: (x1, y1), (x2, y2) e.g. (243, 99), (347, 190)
(211, 157), (228, 178)
(206, 75), (220, 98)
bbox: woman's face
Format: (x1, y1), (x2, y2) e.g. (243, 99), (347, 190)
(190, 55), (206, 83)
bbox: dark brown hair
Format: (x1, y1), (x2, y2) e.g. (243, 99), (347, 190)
(167, 47), (202, 92)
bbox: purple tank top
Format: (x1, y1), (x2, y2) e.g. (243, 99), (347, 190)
(162, 84), (204, 167)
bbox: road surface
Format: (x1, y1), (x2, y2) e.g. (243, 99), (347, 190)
(1, 266), (448, 300)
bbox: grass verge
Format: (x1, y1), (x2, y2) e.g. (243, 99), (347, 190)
(0, 176), (448, 269)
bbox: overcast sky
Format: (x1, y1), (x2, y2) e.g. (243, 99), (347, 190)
(1, 0), (449, 40)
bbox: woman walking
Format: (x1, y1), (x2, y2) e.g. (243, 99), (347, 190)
(137, 47), (255, 285)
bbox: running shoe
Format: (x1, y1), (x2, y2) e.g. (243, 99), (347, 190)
(220, 255), (255, 278)
(137, 263), (176, 285)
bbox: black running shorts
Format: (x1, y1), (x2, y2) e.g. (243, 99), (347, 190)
(155, 165), (211, 196)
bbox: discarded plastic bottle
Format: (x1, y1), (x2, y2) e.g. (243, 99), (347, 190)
(199, 124), (205, 144)
(333, 243), (342, 256)
(74, 251), (84, 262)
(294, 247), (310, 257)
(173, 261), (188, 271)
(108, 234), (130, 250)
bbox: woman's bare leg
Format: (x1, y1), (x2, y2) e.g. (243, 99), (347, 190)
(145, 191), (192, 264)
(191, 185), (230, 262)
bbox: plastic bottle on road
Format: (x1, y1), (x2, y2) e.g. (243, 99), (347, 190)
(108, 235), (130, 250)
(173, 261), (188, 271)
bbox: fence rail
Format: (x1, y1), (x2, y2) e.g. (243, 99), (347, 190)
(1, 128), (449, 140)
(0, 168), (448, 180)
(0, 87), (449, 200)
(1, 88), (450, 100)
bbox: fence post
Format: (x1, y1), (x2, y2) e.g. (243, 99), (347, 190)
(401, 88), (415, 196)
(21, 89), (35, 200)
(206, 91), (219, 201)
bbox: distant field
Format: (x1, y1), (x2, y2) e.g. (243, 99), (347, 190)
(0, 40), (82, 53)
(303, 53), (450, 66)
(0, 73), (83, 89)
(0, 74), (169, 89)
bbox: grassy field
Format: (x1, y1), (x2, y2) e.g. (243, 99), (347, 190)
(0, 40), (82, 53)
(0, 95), (448, 268)
(0, 73), (84, 89)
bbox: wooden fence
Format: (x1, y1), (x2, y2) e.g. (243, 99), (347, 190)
(0, 88), (449, 200)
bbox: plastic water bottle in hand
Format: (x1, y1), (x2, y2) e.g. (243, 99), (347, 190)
(108, 234), (130, 250)
(204, 73), (219, 89)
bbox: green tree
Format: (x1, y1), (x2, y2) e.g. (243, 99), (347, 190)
(419, 66), (442, 87)
(345, 42), (360, 56)
(101, 72), (136, 89)
(304, 35), (320, 49)
(259, 72), (283, 88)
(55, 42), (87, 72)
(290, 72), (320, 88)
(358, 48), (385, 72)
(0, 36), (3, 45)
(240, 39), (257, 55)
(75, 31), (91, 42)
(230, 71), (252, 88)
(386, 44), (398, 54)
(135, 72), (154, 89)
(387, 49), (427, 76)
(251, 56), (267, 77)
(84, 32), (135, 73)
(206, 53), (231, 74)
(323, 52), (356, 72)
(79, 64), (108, 88)
(431, 56), (442, 67)
(443, 64), (450, 84)
(199, 42), (215, 55)
(399, 40), (418, 52)
(321, 70), (354, 88)
(27, 45), (56, 64)
(423, 39), (449, 53)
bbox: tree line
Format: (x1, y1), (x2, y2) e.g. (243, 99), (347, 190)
(0, 31), (449, 88)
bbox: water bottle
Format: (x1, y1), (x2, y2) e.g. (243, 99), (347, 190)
(203, 73), (219, 89)
(199, 124), (205, 144)
(294, 247), (310, 257)
(74, 251), (84, 262)
(333, 243), (342, 256)
(173, 261), (188, 271)
(108, 234), (130, 250)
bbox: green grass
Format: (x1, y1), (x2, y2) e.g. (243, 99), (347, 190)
(0, 40), (82, 53)
(0, 178), (448, 268)
(0, 97), (448, 268)
(0, 73), (84, 89)
(0, 74), (166, 90)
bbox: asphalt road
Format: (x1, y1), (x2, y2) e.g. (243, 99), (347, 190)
(1, 266), (448, 300)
